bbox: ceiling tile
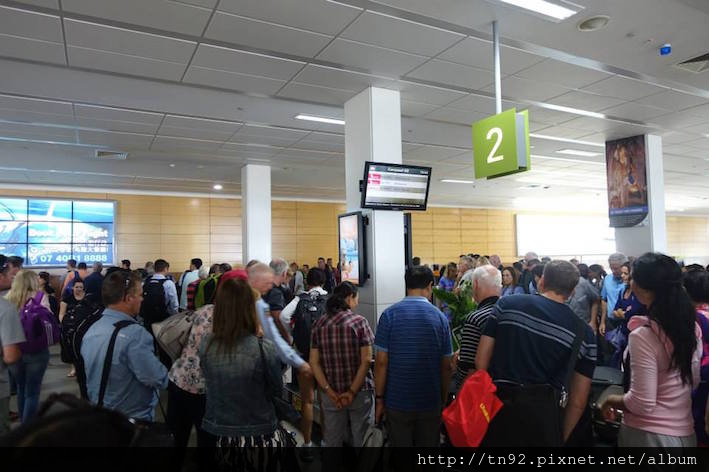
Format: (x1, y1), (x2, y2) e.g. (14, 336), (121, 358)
(157, 126), (236, 141)
(684, 122), (709, 135)
(652, 110), (709, 129)
(290, 140), (345, 153)
(64, 19), (197, 63)
(317, 38), (428, 76)
(683, 102), (709, 118)
(290, 65), (392, 92)
(404, 145), (466, 161)
(220, 142), (281, 157)
(396, 81), (466, 106)
(0, 34), (66, 65)
(205, 12), (332, 58)
(600, 102), (670, 121)
(0, 94), (72, 115)
(217, 0), (361, 36)
(513, 59), (612, 89)
(0, 122), (76, 139)
(231, 134), (300, 147)
(152, 136), (223, 152)
(447, 94), (521, 113)
(439, 37), (545, 75)
(0, 110), (76, 125)
(277, 82), (357, 106)
(0, 5), (62, 42)
(406, 60), (493, 90)
(401, 100), (439, 117)
(525, 106), (578, 125)
(440, 152), (473, 165)
(235, 124), (310, 141)
(532, 125), (594, 140)
(67, 46), (188, 81)
(424, 107), (489, 126)
(634, 90), (709, 112)
(77, 130), (154, 149)
(547, 91), (625, 112)
(301, 131), (343, 145)
(12, 0), (59, 8)
(76, 118), (160, 134)
(340, 11), (463, 56)
(74, 104), (163, 124)
(582, 76), (667, 101)
(61, 0), (213, 36)
(482, 76), (570, 102)
(183, 66), (287, 95)
(162, 115), (239, 131)
(191, 44), (305, 81)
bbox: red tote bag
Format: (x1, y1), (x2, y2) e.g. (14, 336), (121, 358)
(443, 370), (504, 447)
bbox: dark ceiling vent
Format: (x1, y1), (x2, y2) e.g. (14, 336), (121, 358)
(94, 150), (128, 160)
(675, 53), (709, 73)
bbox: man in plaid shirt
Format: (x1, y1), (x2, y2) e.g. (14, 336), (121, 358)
(310, 281), (374, 465)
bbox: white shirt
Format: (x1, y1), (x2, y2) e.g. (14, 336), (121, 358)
(279, 287), (328, 334)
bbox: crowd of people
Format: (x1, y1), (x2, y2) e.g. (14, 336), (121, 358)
(0, 249), (707, 467)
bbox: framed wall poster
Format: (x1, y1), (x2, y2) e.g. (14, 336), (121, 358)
(605, 135), (649, 228)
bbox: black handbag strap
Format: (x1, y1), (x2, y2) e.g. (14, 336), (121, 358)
(563, 315), (587, 397)
(98, 319), (136, 408)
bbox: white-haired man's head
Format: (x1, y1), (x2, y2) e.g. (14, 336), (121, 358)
(608, 252), (628, 279)
(471, 265), (502, 303)
(524, 252), (539, 262)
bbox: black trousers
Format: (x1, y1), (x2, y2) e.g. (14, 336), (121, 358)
(167, 381), (216, 468)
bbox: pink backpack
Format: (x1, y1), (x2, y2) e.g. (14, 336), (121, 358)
(20, 292), (60, 354)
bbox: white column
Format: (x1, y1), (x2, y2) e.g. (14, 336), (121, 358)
(241, 164), (272, 264)
(345, 87), (406, 330)
(615, 134), (667, 256)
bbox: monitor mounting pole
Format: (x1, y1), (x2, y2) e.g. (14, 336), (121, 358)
(493, 20), (502, 114)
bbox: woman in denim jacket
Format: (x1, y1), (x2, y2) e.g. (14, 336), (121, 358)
(199, 277), (288, 469)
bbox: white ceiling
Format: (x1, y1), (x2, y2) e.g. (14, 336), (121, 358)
(0, 0), (708, 214)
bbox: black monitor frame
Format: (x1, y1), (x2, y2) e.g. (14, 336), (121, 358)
(361, 161), (432, 211)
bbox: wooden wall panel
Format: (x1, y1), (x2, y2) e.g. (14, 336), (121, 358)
(4, 188), (708, 269)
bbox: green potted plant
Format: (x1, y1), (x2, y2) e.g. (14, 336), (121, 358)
(433, 280), (476, 351)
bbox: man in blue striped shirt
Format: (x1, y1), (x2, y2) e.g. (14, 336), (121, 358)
(374, 266), (453, 447)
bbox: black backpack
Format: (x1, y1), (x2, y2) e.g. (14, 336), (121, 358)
(69, 305), (105, 400)
(60, 298), (102, 364)
(139, 277), (168, 331)
(292, 291), (327, 357)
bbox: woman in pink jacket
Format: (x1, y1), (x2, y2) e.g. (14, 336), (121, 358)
(600, 253), (702, 447)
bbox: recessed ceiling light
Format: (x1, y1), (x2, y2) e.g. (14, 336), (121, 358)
(197, 165), (204, 169)
(529, 133), (605, 148)
(578, 15), (610, 32)
(295, 114), (345, 126)
(169, 163), (176, 168)
(441, 179), (475, 184)
(541, 103), (605, 119)
(556, 149), (600, 157)
(213, 184), (223, 190)
(495, 0), (580, 21)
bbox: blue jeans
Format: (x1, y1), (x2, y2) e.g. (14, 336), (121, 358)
(9, 349), (50, 423)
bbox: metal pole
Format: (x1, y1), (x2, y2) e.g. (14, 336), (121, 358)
(493, 20), (502, 114)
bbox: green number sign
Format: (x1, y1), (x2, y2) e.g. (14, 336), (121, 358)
(472, 108), (530, 179)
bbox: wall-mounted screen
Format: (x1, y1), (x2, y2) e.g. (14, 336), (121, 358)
(338, 212), (367, 287)
(0, 198), (115, 266)
(361, 162), (432, 211)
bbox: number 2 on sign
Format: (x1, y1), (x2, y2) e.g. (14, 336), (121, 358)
(486, 127), (504, 163)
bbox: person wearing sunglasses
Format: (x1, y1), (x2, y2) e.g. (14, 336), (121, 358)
(80, 270), (168, 421)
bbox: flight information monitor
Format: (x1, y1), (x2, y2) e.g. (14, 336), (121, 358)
(361, 162), (432, 211)
(0, 198), (115, 266)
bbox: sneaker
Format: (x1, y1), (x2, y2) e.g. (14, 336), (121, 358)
(299, 445), (315, 463)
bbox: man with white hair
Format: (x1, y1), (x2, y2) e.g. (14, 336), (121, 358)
(454, 255), (476, 292)
(600, 252), (628, 337)
(455, 265), (502, 389)
(266, 258), (291, 342)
